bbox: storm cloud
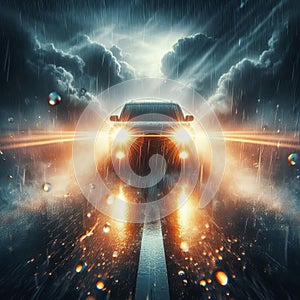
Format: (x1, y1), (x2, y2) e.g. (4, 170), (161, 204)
(209, 18), (300, 118)
(68, 35), (134, 92)
(1, 0), (299, 123)
(161, 33), (220, 97)
(0, 13), (135, 117)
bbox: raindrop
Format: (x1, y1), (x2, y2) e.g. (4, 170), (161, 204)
(199, 279), (206, 286)
(42, 182), (52, 192)
(103, 222), (111, 233)
(8, 175), (13, 180)
(112, 250), (118, 258)
(75, 262), (87, 273)
(89, 183), (95, 190)
(96, 280), (105, 290)
(215, 270), (228, 286)
(34, 273), (38, 288)
(64, 192), (71, 199)
(178, 270), (185, 276)
(182, 279), (188, 285)
(48, 91), (62, 106)
(107, 195), (114, 205)
(87, 212), (91, 218)
(288, 153), (298, 166)
(79, 88), (87, 96)
(8, 116), (14, 123)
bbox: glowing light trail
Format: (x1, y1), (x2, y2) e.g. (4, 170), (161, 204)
(223, 137), (300, 150)
(0, 131), (94, 150)
(1, 130), (299, 151)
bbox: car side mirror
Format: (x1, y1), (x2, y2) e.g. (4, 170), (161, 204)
(110, 115), (119, 122)
(185, 115), (194, 122)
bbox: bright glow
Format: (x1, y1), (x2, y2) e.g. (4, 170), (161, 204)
(174, 128), (191, 143)
(180, 241), (189, 252)
(179, 151), (188, 159)
(94, 27), (186, 77)
(113, 128), (130, 144)
(116, 150), (125, 159)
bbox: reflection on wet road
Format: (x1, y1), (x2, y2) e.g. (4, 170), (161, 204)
(1, 190), (300, 299)
(0, 195), (143, 300)
(162, 195), (300, 300)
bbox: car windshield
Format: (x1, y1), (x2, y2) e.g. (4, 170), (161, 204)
(119, 102), (184, 121)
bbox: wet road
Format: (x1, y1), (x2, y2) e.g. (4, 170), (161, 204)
(0, 196), (143, 299)
(1, 191), (300, 300)
(1, 144), (300, 299)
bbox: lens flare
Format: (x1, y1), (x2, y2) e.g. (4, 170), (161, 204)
(179, 151), (188, 159)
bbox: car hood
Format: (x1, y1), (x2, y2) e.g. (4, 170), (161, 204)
(114, 121), (190, 135)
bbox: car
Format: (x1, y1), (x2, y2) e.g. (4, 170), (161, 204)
(98, 100), (199, 201)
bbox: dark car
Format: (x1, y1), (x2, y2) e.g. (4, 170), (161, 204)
(98, 100), (197, 200)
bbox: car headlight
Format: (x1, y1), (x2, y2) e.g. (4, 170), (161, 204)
(116, 150), (125, 159)
(112, 128), (130, 144)
(173, 128), (191, 144)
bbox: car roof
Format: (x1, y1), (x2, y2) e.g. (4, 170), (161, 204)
(125, 100), (177, 105)
(119, 100), (184, 121)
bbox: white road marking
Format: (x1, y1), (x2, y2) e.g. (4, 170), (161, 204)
(135, 220), (170, 300)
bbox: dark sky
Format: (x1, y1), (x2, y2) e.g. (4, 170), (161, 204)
(0, 0), (300, 122)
